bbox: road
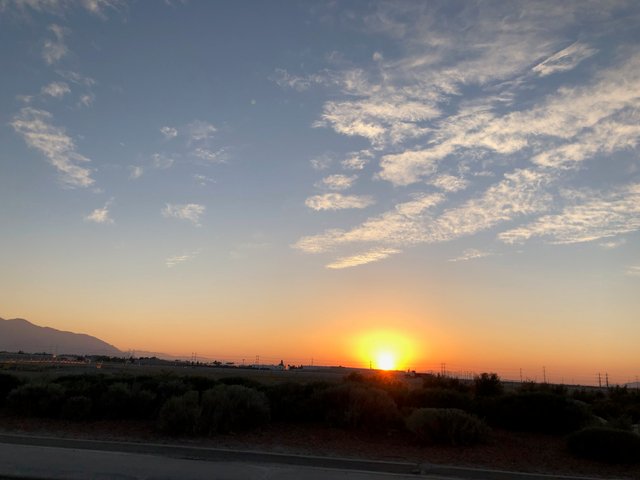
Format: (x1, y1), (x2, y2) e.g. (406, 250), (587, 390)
(0, 434), (611, 480)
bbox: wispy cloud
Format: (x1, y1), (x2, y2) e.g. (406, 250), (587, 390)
(295, 168), (549, 260)
(78, 93), (94, 107)
(305, 193), (374, 211)
(41, 81), (70, 98)
(128, 165), (143, 179)
(295, 193), (444, 253)
(186, 120), (216, 145)
(151, 152), (174, 169)
(162, 203), (205, 226)
(449, 248), (492, 262)
(600, 239), (626, 250)
(430, 174), (469, 193)
(160, 126), (178, 139)
(166, 249), (201, 268)
(192, 147), (227, 163)
(626, 265), (640, 277)
(11, 107), (94, 188)
(193, 173), (214, 186)
(326, 247), (400, 269)
(341, 150), (372, 170)
(4, 0), (123, 17)
(532, 42), (597, 77)
(42, 24), (68, 65)
(499, 184), (640, 245)
(317, 174), (357, 191)
(310, 153), (333, 171)
(85, 199), (114, 224)
(56, 70), (96, 87)
(280, 1), (640, 269)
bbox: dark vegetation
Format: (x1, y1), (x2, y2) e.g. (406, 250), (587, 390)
(0, 369), (639, 463)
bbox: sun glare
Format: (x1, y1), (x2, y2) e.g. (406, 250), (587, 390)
(376, 351), (396, 370)
(355, 330), (417, 371)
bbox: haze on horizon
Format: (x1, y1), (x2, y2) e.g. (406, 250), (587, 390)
(1, 0), (639, 385)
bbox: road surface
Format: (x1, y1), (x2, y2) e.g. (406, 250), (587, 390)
(0, 433), (612, 480)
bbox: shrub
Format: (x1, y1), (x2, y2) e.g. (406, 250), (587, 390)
(345, 372), (409, 407)
(567, 427), (640, 464)
(217, 376), (263, 389)
(61, 396), (92, 421)
(157, 391), (200, 435)
(0, 373), (21, 405)
(99, 382), (132, 419)
(406, 408), (490, 445)
(198, 384), (269, 434)
(422, 374), (470, 393)
(487, 392), (590, 434)
(318, 383), (401, 431)
(6, 383), (65, 417)
(128, 388), (157, 419)
(406, 387), (472, 411)
(265, 382), (322, 423)
(474, 373), (503, 397)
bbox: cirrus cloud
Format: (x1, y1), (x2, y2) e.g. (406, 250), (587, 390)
(162, 203), (205, 226)
(305, 193), (374, 211)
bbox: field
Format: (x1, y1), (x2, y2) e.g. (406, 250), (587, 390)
(1, 360), (639, 479)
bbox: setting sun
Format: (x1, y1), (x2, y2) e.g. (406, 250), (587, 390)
(376, 351), (396, 370)
(354, 330), (418, 371)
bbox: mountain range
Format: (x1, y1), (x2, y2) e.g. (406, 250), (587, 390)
(0, 317), (121, 356)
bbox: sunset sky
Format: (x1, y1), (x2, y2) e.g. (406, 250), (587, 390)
(1, 1), (639, 384)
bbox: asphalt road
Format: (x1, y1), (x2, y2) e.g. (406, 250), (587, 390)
(0, 434), (612, 480)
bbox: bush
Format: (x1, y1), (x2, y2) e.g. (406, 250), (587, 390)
(567, 427), (640, 464)
(422, 374), (469, 393)
(198, 384), (270, 434)
(487, 392), (590, 434)
(0, 373), (21, 405)
(6, 383), (65, 417)
(406, 387), (472, 411)
(265, 382), (323, 423)
(345, 372), (409, 408)
(406, 408), (490, 445)
(99, 382), (132, 419)
(157, 391), (200, 435)
(217, 376), (263, 389)
(61, 396), (92, 421)
(318, 384), (400, 431)
(474, 373), (503, 397)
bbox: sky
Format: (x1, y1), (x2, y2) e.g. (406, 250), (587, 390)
(1, 0), (639, 384)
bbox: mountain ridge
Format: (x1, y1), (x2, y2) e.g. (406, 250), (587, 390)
(0, 317), (122, 356)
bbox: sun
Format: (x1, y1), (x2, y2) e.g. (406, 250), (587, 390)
(376, 351), (396, 370)
(354, 330), (416, 371)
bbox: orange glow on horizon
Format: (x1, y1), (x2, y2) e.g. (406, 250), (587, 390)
(355, 330), (419, 371)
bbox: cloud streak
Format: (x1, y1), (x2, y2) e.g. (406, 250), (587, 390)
(85, 199), (114, 224)
(11, 107), (94, 188)
(499, 184), (640, 245)
(166, 250), (201, 268)
(42, 24), (68, 65)
(305, 193), (374, 211)
(326, 247), (401, 269)
(162, 203), (205, 226)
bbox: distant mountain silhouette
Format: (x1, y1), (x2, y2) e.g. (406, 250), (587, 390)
(0, 317), (121, 356)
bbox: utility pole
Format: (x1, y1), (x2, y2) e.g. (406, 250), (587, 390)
(605, 373), (609, 388)
(598, 372), (602, 388)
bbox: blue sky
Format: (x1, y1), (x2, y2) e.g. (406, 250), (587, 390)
(1, 1), (639, 382)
